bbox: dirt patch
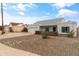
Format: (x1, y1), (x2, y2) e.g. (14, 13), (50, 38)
(0, 35), (79, 56)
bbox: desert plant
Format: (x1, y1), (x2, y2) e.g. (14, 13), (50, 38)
(68, 30), (74, 38)
(42, 31), (48, 39)
(35, 31), (41, 35)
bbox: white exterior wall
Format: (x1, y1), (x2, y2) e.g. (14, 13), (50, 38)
(57, 23), (77, 37)
(28, 25), (39, 33)
(40, 27), (45, 31)
(49, 27), (53, 31)
(40, 26), (54, 32)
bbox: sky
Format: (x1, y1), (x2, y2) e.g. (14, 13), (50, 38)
(0, 3), (79, 26)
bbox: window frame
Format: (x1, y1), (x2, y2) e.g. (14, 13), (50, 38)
(61, 27), (70, 33)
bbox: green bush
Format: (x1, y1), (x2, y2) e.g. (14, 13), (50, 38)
(68, 30), (74, 38)
(35, 31), (41, 34)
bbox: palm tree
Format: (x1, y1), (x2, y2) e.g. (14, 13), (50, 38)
(1, 3), (5, 34)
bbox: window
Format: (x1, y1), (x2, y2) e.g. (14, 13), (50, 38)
(62, 27), (70, 33)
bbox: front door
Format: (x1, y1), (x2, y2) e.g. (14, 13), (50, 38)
(53, 26), (57, 32)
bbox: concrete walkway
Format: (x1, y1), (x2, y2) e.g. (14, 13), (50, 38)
(0, 43), (39, 56)
(0, 32), (39, 56)
(0, 32), (34, 39)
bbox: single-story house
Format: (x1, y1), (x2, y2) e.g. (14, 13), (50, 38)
(77, 27), (79, 36)
(8, 22), (28, 32)
(28, 18), (77, 37)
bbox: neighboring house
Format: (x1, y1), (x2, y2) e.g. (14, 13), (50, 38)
(9, 22), (28, 32)
(28, 18), (77, 37)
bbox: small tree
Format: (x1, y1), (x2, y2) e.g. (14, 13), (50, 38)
(68, 30), (74, 38)
(35, 31), (41, 35)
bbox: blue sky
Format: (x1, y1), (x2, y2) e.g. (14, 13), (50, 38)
(0, 3), (79, 26)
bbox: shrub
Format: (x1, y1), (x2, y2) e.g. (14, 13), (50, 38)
(41, 31), (48, 39)
(35, 31), (41, 34)
(21, 27), (28, 32)
(9, 27), (14, 32)
(68, 30), (74, 38)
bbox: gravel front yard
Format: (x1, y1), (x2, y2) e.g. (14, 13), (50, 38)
(0, 35), (79, 56)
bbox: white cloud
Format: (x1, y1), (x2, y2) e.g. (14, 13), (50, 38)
(18, 11), (25, 16)
(17, 3), (26, 11)
(12, 3), (38, 15)
(52, 3), (74, 9)
(13, 3), (38, 11)
(11, 3), (26, 11)
(0, 3), (9, 10)
(25, 3), (38, 8)
(58, 9), (77, 17)
(0, 12), (50, 25)
(46, 12), (50, 16)
(51, 3), (78, 18)
(3, 3), (8, 7)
